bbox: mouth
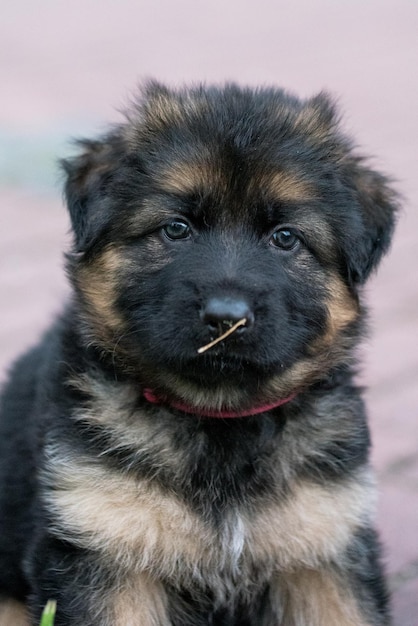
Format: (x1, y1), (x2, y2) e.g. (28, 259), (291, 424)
(176, 352), (276, 387)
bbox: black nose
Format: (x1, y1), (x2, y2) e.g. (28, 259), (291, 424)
(201, 296), (254, 332)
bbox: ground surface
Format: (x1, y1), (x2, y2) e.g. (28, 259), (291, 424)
(1, 1), (417, 624)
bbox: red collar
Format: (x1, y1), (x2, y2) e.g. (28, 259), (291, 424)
(143, 388), (296, 418)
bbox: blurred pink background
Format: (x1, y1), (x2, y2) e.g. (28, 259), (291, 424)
(1, 1), (417, 624)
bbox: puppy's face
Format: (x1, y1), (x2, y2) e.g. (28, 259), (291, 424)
(64, 84), (396, 411)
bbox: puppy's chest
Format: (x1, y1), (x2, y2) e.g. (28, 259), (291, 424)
(44, 447), (373, 590)
(45, 452), (270, 584)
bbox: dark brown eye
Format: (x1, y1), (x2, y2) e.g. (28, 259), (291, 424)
(162, 220), (191, 240)
(270, 228), (299, 250)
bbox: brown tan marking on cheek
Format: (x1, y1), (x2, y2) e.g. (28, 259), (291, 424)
(314, 274), (359, 351)
(0, 600), (29, 626)
(262, 356), (326, 401)
(262, 342), (352, 406)
(75, 247), (127, 339)
(263, 274), (359, 398)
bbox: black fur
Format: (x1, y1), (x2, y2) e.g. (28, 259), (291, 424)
(0, 83), (397, 625)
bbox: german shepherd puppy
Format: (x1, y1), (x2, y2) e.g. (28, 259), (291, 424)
(0, 83), (397, 625)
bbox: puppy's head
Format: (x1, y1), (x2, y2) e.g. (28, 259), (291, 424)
(63, 82), (397, 412)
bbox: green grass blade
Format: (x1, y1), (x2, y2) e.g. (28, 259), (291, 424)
(39, 600), (56, 626)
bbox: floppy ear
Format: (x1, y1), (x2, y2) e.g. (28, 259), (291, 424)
(61, 134), (124, 252)
(342, 157), (398, 285)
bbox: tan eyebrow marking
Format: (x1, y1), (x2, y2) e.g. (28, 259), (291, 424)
(262, 171), (315, 203)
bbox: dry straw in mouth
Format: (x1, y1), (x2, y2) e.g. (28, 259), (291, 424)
(197, 318), (247, 354)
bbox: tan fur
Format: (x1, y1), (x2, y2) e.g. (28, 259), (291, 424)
(264, 348), (342, 402)
(0, 599), (29, 626)
(157, 157), (226, 196)
(326, 274), (359, 332)
(275, 568), (371, 626)
(108, 574), (170, 626)
(124, 92), (183, 146)
(311, 273), (359, 352)
(45, 449), (375, 595)
(244, 471), (376, 570)
(70, 369), (259, 422)
(159, 372), (250, 411)
(76, 344), (334, 414)
(263, 358), (320, 399)
(293, 100), (334, 144)
(264, 273), (359, 400)
(45, 456), (214, 584)
(68, 375), (188, 466)
(262, 170), (314, 203)
(144, 91), (185, 131)
(125, 87), (206, 146)
(75, 246), (126, 341)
